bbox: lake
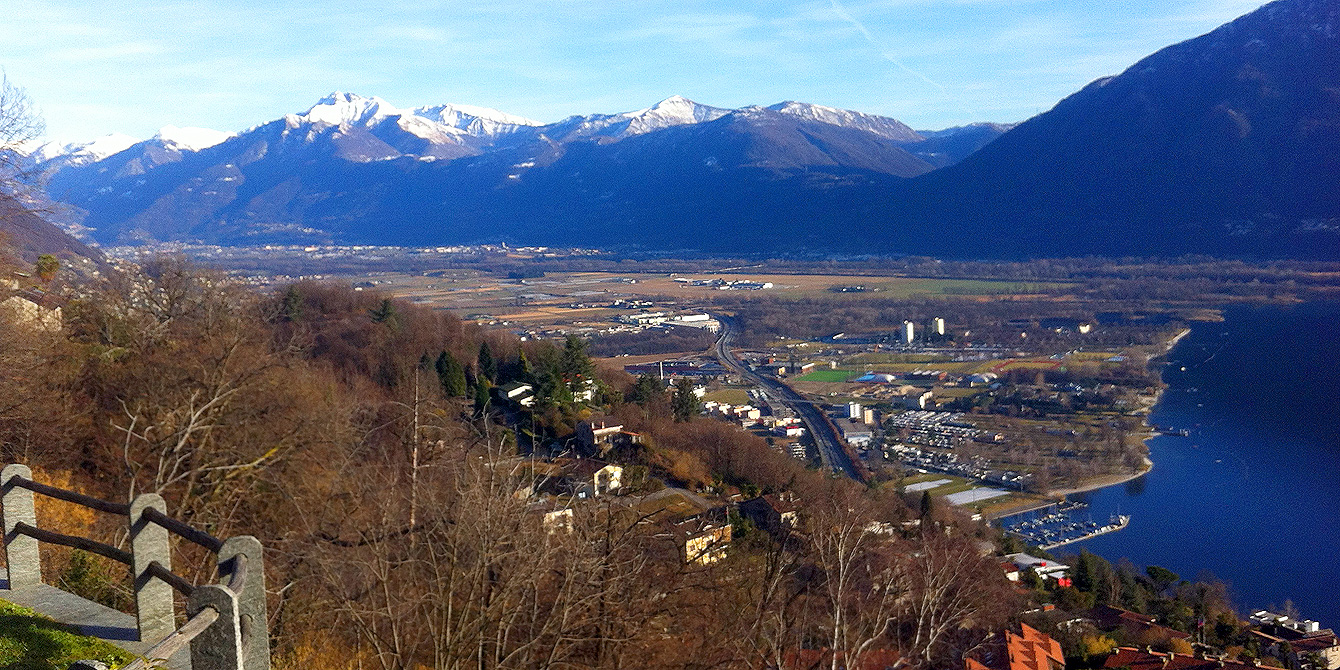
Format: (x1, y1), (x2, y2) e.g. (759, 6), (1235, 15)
(1063, 301), (1340, 628)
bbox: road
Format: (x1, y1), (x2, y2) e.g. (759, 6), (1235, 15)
(713, 316), (862, 480)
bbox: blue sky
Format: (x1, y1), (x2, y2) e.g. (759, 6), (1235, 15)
(2, 0), (1267, 142)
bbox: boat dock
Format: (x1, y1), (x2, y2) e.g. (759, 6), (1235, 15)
(1001, 511), (1130, 550)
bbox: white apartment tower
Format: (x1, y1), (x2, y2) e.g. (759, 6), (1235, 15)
(902, 320), (915, 344)
(933, 317), (946, 336)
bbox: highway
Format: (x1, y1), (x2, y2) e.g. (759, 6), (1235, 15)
(713, 316), (862, 480)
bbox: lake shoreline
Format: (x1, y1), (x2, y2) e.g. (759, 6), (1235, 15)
(1042, 327), (1187, 498)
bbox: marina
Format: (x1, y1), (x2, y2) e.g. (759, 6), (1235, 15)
(999, 502), (1131, 550)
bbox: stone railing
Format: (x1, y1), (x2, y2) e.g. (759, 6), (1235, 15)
(1, 464), (269, 670)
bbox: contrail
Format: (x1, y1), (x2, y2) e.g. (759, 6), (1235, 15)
(828, 0), (977, 116)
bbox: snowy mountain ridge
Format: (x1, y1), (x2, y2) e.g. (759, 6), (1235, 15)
(33, 92), (955, 167)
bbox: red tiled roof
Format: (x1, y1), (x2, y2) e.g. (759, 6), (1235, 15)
(1103, 647), (1257, 670)
(1091, 605), (1192, 640)
(1006, 623), (1064, 670)
(1292, 633), (1340, 653)
(966, 623), (1064, 670)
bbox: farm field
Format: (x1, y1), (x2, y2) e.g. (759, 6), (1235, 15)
(357, 270), (1079, 328)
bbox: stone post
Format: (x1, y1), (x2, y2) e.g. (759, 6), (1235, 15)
(2, 464), (40, 589)
(188, 584), (243, 670)
(130, 494), (175, 643)
(219, 536), (268, 670)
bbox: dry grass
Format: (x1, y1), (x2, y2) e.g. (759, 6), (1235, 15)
(360, 270), (1078, 329)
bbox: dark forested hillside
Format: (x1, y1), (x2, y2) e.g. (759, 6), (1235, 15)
(890, 0), (1340, 259)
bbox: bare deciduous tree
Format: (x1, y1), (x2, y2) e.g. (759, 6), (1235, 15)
(0, 72), (43, 192)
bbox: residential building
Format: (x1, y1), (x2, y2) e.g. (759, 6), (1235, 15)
(576, 416), (642, 456)
(740, 492), (799, 538)
(966, 623), (1065, 670)
(677, 513), (732, 565)
(537, 458), (623, 499)
(637, 490), (733, 565)
(1103, 647), (1257, 670)
(1251, 613), (1340, 669)
(0, 293), (63, 332)
(496, 381), (536, 407)
(1005, 553), (1070, 582)
(1089, 605), (1192, 642)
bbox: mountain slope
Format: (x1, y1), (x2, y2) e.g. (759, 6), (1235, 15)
(32, 0), (1339, 262)
(897, 0), (1340, 258)
(38, 96), (941, 246)
(0, 196), (104, 265)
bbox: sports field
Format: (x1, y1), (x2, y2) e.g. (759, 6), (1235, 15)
(793, 369), (854, 382)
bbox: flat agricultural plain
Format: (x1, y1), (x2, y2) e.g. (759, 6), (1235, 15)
(368, 270), (1075, 327)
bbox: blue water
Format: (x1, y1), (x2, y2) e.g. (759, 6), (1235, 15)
(1063, 301), (1340, 628)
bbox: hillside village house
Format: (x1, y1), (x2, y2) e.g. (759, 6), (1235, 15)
(496, 381), (536, 407)
(1250, 611), (1340, 669)
(536, 459), (623, 499)
(740, 492), (800, 538)
(965, 623), (1065, 670)
(575, 416), (642, 457)
(674, 513), (732, 565)
(637, 489), (733, 565)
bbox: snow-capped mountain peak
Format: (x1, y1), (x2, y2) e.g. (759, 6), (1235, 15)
(153, 125), (232, 151)
(299, 92), (403, 128)
(412, 102), (541, 139)
(765, 101), (922, 141)
(619, 96), (729, 135)
(27, 133), (141, 165)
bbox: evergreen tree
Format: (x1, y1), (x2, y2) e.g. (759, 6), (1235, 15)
(369, 298), (398, 327)
(558, 335), (595, 398)
(1146, 565), (1179, 592)
(518, 351), (533, 382)
(533, 364), (571, 408)
(671, 378), (701, 422)
(1075, 549), (1113, 597)
(435, 351), (468, 397)
(920, 490), (935, 522)
(473, 378), (491, 416)
(478, 341), (498, 382)
(281, 285), (303, 322)
(629, 374), (665, 406)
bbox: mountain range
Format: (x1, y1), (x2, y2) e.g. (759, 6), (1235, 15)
(17, 0), (1340, 260)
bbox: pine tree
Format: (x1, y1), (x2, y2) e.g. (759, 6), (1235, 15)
(435, 351), (468, 397)
(473, 378), (491, 416)
(559, 335), (595, 398)
(671, 378), (700, 422)
(369, 298), (398, 327)
(34, 254), (58, 283)
(281, 285), (303, 322)
(629, 374), (665, 406)
(478, 341), (498, 382)
(518, 351), (533, 382)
